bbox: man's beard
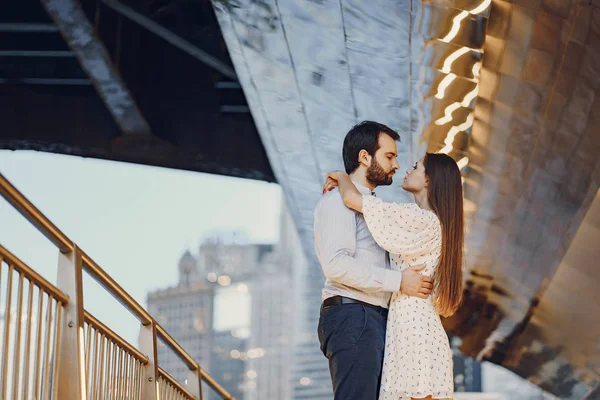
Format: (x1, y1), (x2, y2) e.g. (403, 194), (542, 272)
(366, 158), (395, 187)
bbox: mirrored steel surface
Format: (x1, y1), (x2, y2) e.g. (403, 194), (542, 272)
(212, 0), (600, 397)
(447, 1), (600, 398)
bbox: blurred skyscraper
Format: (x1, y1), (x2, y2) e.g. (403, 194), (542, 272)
(147, 257), (215, 388)
(211, 328), (247, 400)
(146, 199), (300, 399)
(245, 250), (294, 400)
(287, 223), (331, 397)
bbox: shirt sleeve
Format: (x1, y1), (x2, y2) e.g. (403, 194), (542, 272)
(314, 193), (402, 293)
(362, 195), (440, 255)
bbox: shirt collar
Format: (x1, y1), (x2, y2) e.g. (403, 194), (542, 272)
(352, 180), (375, 196)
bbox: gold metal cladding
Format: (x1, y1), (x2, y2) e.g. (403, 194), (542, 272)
(429, 0), (492, 17)
(0, 173), (73, 254)
(410, 0), (491, 171)
(158, 367), (196, 400)
(414, 2), (487, 49)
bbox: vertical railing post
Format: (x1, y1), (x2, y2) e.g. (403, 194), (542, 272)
(139, 320), (159, 400)
(55, 246), (86, 399)
(187, 366), (203, 400)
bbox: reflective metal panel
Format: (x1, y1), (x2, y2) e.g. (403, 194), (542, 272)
(445, 1), (600, 398)
(449, 1), (600, 399)
(212, 0), (600, 397)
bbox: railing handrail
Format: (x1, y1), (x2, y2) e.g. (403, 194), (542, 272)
(155, 323), (234, 399)
(156, 324), (196, 370)
(0, 243), (70, 305)
(0, 173), (73, 254)
(81, 251), (153, 326)
(0, 171), (234, 399)
(0, 173), (153, 327)
(198, 367), (235, 400)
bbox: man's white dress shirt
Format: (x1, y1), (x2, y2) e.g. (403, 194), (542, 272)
(313, 181), (403, 308)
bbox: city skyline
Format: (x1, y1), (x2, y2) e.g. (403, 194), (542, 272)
(147, 208), (300, 399)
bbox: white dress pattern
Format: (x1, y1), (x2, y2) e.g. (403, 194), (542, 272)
(362, 196), (454, 400)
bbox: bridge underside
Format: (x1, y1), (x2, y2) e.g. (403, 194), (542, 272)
(1, 0), (599, 397)
(0, 0), (274, 181)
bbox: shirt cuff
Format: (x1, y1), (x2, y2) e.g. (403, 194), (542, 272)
(383, 269), (403, 293)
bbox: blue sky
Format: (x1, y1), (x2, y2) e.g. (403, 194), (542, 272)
(0, 150), (282, 349)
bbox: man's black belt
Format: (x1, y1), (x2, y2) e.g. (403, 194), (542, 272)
(322, 295), (387, 314)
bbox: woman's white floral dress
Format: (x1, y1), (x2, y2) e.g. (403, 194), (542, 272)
(362, 195), (454, 400)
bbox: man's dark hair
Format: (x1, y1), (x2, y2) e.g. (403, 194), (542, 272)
(342, 121), (400, 174)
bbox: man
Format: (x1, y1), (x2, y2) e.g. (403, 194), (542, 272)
(314, 121), (434, 400)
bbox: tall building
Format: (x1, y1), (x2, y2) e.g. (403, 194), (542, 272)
(147, 241), (259, 398)
(244, 206), (297, 400)
(210, 329), (247, 400)
(292, 266), (331, 400)
(245, 272), (293, 399)
(146, 201), (301, 399)
(284, 207), (331, 399)
(147, 252), (215, 389)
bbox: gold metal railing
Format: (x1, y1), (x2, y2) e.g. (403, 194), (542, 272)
(0, 245), (68, 399)
(158, 367), (196, 400)
(0, 172), (235, 400)
(83, 311), (147, 399)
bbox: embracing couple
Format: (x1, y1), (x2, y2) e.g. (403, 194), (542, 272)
(314, 121), (464, 400)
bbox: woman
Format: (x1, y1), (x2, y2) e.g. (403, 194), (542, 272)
(323, 152), (464, 400)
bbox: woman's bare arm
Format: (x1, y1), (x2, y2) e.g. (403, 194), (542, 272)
(323, 171), (364, 213)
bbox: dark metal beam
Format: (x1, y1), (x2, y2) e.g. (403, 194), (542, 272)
(219, 105), (250, 113)
(40, 0), (152, 136)
(102, 0), (237, 80)
(215, 81), (242, 89)
(0, 23), (59, 32)
(0, 78), (91, 86)
(0, 50), (74, 57)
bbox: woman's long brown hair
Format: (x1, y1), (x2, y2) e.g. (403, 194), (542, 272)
(424, 153), (464, 317)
